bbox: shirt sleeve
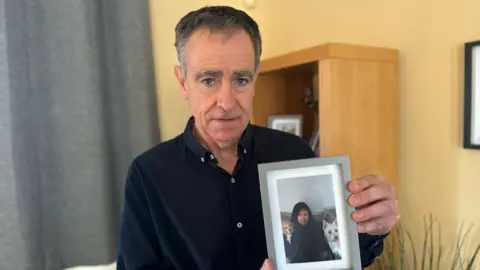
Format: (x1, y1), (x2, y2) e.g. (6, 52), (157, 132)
(358, 232), (388, 267)
(116, 161), (165, 270)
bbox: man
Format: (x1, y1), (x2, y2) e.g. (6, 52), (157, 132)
(117, 5), (399, 270)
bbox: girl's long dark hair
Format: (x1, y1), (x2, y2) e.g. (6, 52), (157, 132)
(290, 202), (314, 231)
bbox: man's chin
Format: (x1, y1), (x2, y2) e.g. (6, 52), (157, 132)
(211, 132), (240, 146)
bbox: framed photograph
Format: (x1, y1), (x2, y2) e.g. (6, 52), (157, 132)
(257, 155), (362, 270)
(268, 114), (303, 137)
(463, 40), (480, 149)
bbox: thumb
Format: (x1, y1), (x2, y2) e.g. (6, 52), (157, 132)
(260, 258), (274, 270)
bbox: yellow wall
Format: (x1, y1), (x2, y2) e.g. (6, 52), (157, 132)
(149, 0), (480, 258)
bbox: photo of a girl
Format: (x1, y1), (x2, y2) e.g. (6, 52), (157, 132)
(283, 202), (335, 264)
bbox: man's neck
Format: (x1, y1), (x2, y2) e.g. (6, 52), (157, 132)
(192, 123), (238, 164)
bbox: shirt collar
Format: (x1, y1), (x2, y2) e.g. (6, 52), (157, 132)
(183, 116), (252, 163)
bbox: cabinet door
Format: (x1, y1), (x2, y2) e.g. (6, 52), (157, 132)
(317, 59), (398, 189)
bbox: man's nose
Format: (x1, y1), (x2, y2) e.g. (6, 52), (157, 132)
(216, 82), (235, 110)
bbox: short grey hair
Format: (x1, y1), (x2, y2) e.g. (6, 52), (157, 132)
(174, 6), (262, 77)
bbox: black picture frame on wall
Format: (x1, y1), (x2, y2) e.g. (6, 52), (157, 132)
(463, 40), (480, 149)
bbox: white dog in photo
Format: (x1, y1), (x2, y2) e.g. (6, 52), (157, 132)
(323, 218), (341, 259)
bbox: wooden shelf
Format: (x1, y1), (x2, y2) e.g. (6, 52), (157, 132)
(252, 42), (399, 189)
(259, 43), (399, 73)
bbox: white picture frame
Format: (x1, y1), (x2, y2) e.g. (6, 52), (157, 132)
(464, 40), (480, 149)
(257, 155), (362, 270)
(268, 114), (303, 137)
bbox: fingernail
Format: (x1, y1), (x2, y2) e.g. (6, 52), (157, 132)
(350, 181), (358, 190)
(349, 195), (358, 205)
(354, 181), (363, 191)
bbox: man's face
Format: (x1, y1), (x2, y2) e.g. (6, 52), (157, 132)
(174, 28), (256, 146)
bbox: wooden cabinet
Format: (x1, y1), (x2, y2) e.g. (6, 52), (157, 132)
(253, 42), (399, 191)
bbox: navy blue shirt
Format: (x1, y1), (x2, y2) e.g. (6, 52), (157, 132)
(116, 117), (385, 270)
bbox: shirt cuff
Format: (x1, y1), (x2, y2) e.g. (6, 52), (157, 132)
(360, 232), (389, 267)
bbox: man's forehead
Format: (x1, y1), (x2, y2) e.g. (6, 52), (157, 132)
(188, 57), (255, 76)
(184, 28), (256, 76)
(190, 27), (245, 43)
(186, 29), (254, 56)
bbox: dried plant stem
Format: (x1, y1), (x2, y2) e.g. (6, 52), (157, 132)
(373, 213), (479, 270)
(452, 222), (474, 270)
(465, 244), (480, 270)
(436, 222), (442, 270)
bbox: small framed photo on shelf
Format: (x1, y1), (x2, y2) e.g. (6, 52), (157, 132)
(463, 40), (480, 149)
(257, 155), (362, 270)
(268, 114), (303, 137)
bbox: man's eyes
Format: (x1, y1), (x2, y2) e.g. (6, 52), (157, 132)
(200, 77), (250, 87)
(201, 78), (216, 86)
(235, 78), (250, 86)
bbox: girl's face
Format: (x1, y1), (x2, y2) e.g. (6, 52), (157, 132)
(297, 209), (309, 225)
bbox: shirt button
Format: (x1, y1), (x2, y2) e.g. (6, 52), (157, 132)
(200, 157), (205, 162)
(231, 178), (235, 183)
(237, 222), (243, 228)
(244, 149), (247, 154)
(210, 154), (215, 160)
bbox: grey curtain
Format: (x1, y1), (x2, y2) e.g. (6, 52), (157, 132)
(0, 0), (160, 269)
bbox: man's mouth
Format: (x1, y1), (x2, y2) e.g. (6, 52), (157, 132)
(215, 117), (237, 121)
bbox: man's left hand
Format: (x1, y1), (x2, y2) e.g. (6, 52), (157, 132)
(348, 174), (400, 235)
(260, 259), (273, 270)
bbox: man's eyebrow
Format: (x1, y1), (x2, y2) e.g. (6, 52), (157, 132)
(195, 70), (223, 81)
(232, 70), (254, 79)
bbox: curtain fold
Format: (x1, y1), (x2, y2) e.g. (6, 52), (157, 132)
(0, 0), (160, 269)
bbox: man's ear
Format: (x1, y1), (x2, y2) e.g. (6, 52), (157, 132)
(174, 65), (188, 100)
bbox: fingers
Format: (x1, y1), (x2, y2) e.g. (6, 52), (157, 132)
(353, 199), (400, 235)
(347, 174), (400, 235)
(357, 213), (400, 235)
(260, 259), (273, 270)
(348, 174), (385, 193)
(352, 199), (399, 223)
(348, 184), (395, 208)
